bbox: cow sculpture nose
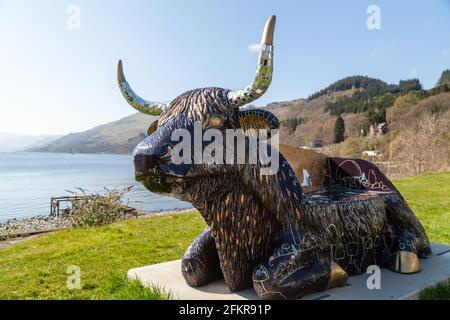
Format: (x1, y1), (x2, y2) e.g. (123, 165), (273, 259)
(134, 153), (160, 176)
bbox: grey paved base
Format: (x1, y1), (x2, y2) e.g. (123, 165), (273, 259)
(128, 243), (450, 300)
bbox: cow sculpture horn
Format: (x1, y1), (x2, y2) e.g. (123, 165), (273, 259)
(227, 15), (276, 108)
(116, 60), (168, 115)
(117, 15), (275, 114)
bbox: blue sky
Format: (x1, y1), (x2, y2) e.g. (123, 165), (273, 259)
(1, 0), (449, 135)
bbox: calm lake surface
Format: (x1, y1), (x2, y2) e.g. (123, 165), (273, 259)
(0, 152), (192, 221)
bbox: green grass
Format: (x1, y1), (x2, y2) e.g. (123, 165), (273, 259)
(0, 211), (204, 299)
(394, 172), (450, 300)
(419, 279), (450, 300)
(393, 172), (450, 244)
(0, 172), (448, 300)
(105, 274), (174, 300)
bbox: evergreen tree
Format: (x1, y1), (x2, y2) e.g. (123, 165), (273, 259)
(367, 108), (386, 125)
(437, 69), (450, 87)
(334, 116), (345, 143)
(399, 79), (422, 92)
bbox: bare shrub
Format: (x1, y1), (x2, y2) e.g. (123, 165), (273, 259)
(323, 109), (449, 178)
(389, 110), (450, 176)
(68, 187), (133, 227)
(388, 92), (450, 130)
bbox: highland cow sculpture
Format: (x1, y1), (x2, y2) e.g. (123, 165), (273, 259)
(117, 16), (431, 299)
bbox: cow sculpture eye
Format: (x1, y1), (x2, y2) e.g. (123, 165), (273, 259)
(160, 145), (172, 160)
(147, 120), (159, 135)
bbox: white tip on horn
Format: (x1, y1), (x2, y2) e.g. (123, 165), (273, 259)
(261, 15), (276, 46)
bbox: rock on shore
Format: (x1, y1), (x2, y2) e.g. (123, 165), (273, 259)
(0, 215), (71, 237)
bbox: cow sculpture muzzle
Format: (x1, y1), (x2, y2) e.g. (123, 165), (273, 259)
(134, 114), (196, 194)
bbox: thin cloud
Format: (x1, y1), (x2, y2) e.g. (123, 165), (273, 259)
(247, 43), (261, 52)
(442, 49), (449, 56)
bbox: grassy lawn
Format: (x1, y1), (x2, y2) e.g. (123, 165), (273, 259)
(394, 172), (450, 244)
(0, 212), (205, 299)
(419, 279), (450, 300)
(0, 172), (448, 299)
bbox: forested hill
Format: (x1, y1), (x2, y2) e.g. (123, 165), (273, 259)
(267, 71), (450, 147)
(307, 75), (421, 101)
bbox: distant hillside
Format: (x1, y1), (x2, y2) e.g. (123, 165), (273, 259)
(0, 133), (60, 152)
(267, 90), (368, 146)
(307, 76), (388, 100)
(29, 113), (158, 154)
(267, 75), (450, 148)
(306, 75), (421, 101)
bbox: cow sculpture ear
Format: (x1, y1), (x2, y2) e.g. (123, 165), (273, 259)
(147, 120), (159, 135)
(238, 109), (279, 135)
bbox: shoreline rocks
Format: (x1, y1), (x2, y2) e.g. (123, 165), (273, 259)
(0, 215), (71, 238)
(0, 207), (195, 240)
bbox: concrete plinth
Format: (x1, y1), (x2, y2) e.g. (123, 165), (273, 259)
(128, 243), (450, 300)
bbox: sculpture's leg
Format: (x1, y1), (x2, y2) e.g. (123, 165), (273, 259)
(388, 250), (420, 274)
(253, 255), (349, 300)
(252, 230), (348, 300)
(384, 194), (431, 256)
(216, 252), (254, 292)
(384, 228), (423, 274)
(181, 226), (222, 287)
(383, 195), (432, 274)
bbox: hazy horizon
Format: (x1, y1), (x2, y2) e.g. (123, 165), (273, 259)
(1, 0), (449, 136)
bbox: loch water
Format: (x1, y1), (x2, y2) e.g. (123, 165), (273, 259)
(0, 152), (192, 221)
